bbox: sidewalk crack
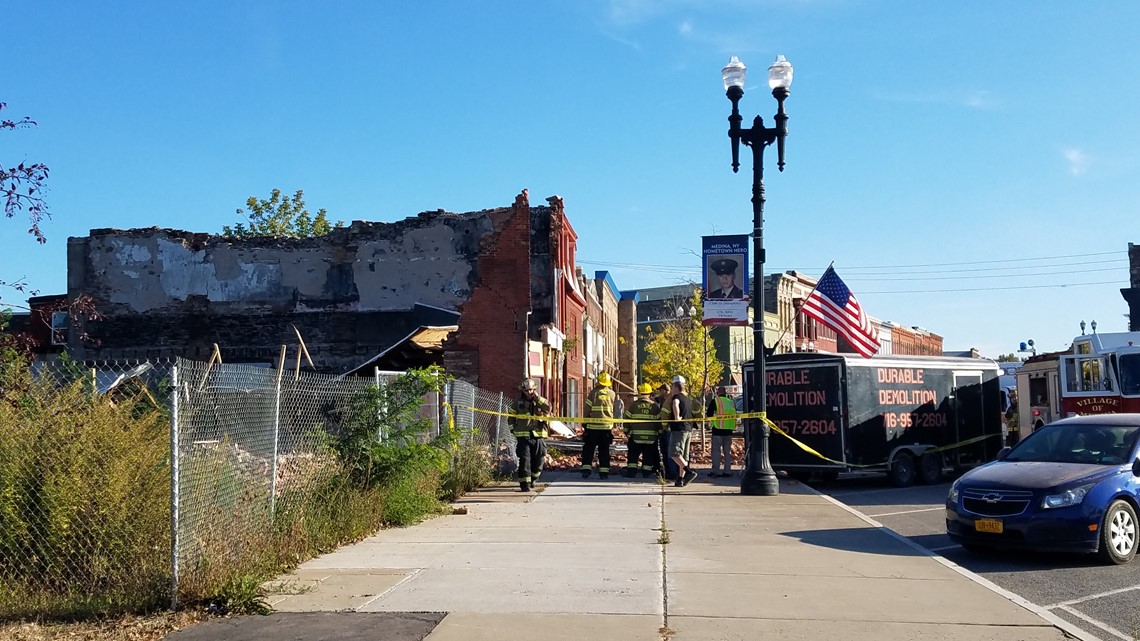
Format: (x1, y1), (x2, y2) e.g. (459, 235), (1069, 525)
(659, 482), (674, 640)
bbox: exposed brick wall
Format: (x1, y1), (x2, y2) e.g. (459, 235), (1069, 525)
(449, 190), (532, 395)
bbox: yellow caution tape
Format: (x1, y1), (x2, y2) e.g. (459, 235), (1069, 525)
(462, 406), (751, 425)
(457, 405), (999, 468)
(766, 410), (998, 467)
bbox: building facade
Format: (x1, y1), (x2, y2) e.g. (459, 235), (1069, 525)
(63, 190), (589, 403)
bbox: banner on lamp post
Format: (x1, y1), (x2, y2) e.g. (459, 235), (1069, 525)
(702, 234), (750, 327)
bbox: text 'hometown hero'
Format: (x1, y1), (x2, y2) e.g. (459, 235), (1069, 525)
(509, 378), (551, 492)
(582, 372), (616, 479)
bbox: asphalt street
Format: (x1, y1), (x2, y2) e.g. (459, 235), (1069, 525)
(813, 474), (1140, 641)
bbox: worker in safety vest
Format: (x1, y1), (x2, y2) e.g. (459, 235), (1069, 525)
(705, 386), (738, 477)
(581, 372), (616, 479)
(623, 383), (662, 478)
(508, 378), (551, 492)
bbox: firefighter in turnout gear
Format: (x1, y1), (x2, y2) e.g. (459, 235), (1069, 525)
(581, 372), (617, 479)
(509, 378), (551, 492)
(623, 383), (662, 478)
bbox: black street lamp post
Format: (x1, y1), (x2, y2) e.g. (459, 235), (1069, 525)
(723, 55), (793, 496)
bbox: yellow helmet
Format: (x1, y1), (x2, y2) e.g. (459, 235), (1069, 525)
(637, 383), (653, 395)
(597, 372), (612, 387)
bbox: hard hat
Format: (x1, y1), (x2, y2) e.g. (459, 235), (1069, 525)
(597, 372), (612, 387)
(520, 377), (538, 391)
(637, 383), (653, 395)
(672, 375), (686, 386)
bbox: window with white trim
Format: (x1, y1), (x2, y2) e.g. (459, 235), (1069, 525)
(50, 311), (69, 346)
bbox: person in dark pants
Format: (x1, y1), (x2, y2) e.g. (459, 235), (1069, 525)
(508, 378), (551, 492)
(654, 384), (677, 480)
(623, 383), (661, 478)
(581, 372), (616, 479)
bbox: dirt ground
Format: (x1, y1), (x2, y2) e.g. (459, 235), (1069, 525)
(0, 611), (211, 641)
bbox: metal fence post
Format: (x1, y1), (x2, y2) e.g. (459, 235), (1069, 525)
(495, 392), (505, 450)
(270, 364), (283, 521)
(169, 364), (181, 610)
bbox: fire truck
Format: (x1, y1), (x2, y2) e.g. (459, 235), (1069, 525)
(1056, 330), (1140, 416)
(1014, 352), (1061, 434)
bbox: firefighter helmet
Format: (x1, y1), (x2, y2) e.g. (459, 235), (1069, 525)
(597, 372), (612, 387)
(520, 377), (538, 391)
(637, 383), (653, 395)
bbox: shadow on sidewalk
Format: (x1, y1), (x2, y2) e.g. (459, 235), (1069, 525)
(780, 527), (925, 557)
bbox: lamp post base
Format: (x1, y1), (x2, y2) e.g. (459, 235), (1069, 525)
(740, 468), (780, 495)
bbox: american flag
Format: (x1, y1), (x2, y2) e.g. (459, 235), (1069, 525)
(801, 266), (880, 358)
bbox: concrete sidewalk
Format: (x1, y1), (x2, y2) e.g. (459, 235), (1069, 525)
(172, 472), (1088, 641)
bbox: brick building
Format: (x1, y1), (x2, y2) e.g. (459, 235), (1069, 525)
(60, 190), (589, 401)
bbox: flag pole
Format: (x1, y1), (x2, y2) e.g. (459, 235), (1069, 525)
(769, 261), (833, 353)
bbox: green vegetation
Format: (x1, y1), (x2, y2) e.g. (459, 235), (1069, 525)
(222, 188), (343, 238)
(0, 363), (495, 620)
(0, 365), (171, 617)
(641, 289), (723, 396)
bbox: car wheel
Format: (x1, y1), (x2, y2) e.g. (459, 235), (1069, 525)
(1098, 500), (1138, 565)
(889, 452), (916, 487)
(918, 452), (943, 484)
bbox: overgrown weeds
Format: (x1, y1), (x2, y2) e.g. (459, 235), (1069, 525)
(0, 362), (495, 622)
(0, 366), (171, 619)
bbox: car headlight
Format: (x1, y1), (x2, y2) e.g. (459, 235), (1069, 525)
(1041, 484), (1093, 510)
(947, 481), (959, 503)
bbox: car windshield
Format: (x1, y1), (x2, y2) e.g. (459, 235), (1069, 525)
(1006, 422), (1140, 465)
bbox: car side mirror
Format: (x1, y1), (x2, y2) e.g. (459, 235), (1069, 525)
(996, 447), (1011, 461)
(1132, 457), (1140, 477)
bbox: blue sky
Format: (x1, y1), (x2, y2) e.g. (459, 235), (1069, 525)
(3, 1), (1137, 357)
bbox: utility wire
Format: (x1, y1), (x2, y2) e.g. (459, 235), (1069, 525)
(859, 280), (1123, 294)
(845, 266), (1122, 282)
(580, 249), (1124, 274)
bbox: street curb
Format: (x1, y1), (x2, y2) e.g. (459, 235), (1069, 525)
(803, 486), (1100, 641)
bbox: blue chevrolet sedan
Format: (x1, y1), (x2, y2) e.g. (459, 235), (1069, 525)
(946, 414), (1140, 564)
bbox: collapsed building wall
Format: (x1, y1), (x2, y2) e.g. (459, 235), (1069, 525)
(67, 193), (538, 391)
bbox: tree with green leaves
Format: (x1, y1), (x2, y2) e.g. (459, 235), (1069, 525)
(223, 188), (344, 238)
(995, 353), (1023, 363)
(641, 289), (723, 408)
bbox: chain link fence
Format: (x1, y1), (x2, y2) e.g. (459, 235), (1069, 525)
(0, 357), (175, 618)
(0, 356), (510, 617)
(448, 380), (515, 477)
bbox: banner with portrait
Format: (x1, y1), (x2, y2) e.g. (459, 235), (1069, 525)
(702, 234), (750, 326)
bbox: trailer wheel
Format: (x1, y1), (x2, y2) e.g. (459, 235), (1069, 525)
(918, 452), (943, 485)
(889, 452), (916, 487)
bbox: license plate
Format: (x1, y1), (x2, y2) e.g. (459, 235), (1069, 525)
(975, 518), (1003, 534)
